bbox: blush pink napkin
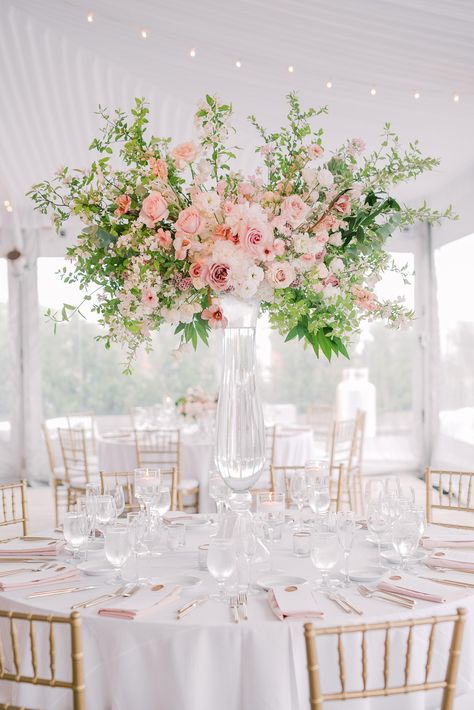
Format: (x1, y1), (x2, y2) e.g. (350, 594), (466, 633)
(0, 540), (63, 558)
(422, 533), (474, 550)
(0, 568), (79, 592)
(377, 573), (466, 603)
(428, 549), (474, 572)
(268, 585), (324, 621)
(98, 584), (181, 619)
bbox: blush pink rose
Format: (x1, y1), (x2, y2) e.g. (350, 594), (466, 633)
(149, 157), (168, 180)
(243, 224), (271, 256)
(273, 238), (286, 256)
(189, 261), (208, 288)
(266, 262), (296, 288)
(314, 229), (329, 245)
(155, 228), (172, 250)
(141, 288), (158, 309)
(176, 206), (203, 236)
(334, 194), (351, 215)
(352, 285), (378, 311)
(139, 191), (168, 228)
(206, 263), (231, 291)
(316, 215), (340, 232)
(308, 143), (324, 158)
(281, 195), (310, 226)
(201, 304), (228, 329)
(171, 141), (199, 168)
(115, 194), (131, 216)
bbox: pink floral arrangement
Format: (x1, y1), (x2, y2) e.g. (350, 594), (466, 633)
(176, 386), (217, 419)
(29, 94), (453, 370)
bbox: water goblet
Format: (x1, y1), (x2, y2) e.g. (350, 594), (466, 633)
(104, 525), (131, 584)
(63, 511), (88, 561)
(311, 531), (341, 591)
(105, 483), (125, 518)
(127, 511), (148, 584)
(308, 477), (330, 528)
(134, 468), (160, 521)
(207, 539), (236, 602)
(290, 471), (307, 530)
(336, 511), (356, 586)
(151, 486), (171, 526)
(95, 495), (117, 534)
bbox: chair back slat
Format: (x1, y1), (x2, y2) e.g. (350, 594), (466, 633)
(58, 427), (92, 485)
(425, 467), (474, 529)
(0, 481), (29, 536)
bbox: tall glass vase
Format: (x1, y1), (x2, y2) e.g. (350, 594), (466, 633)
(215, 295), (265, 494)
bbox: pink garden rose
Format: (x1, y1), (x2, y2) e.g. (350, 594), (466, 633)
(273, 238), (286, 256)
(171, 141), (199, 168)
(314, 229), (329, 245)
(189, 260), (208, 288)
(334, 193), (351, 215)
(149, 157), (168, 180)
(141, 288), (158, 309)
(206, 262), (231, 291)
(115, 194), (131, 216)
(352, 285), (378, 311)
(281, 195), (310, 226)
(176, 206), (203, 236)
(139, 191), (168, 227)
(201, 303), (228, 329)
(266, 261), (296, 288)
(243, 223), (272, 257)
(308, 143), (324, 158)
(155, 228), (172, 250)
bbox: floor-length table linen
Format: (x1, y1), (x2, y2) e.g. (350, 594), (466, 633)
(0, 523), (473, 710)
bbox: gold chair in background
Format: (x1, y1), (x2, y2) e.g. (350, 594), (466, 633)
(100, 468), (178, 512)
(66, 411), (97, 457)
(134, 428), (198, 512)
(304, 607), (466, 710)
(328, 410), (366, 515)
(425, 467), (474, 530)
(0, 480), (29, 537)
(57, 427), (99, 512)
(42, 422), (67, 527)
(270, 464), (306, 506)
(0, 608), (85, 709)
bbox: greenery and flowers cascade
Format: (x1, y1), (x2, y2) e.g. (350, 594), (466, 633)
(29, 94), (454, 371)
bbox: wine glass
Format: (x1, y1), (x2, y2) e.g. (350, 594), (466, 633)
(336, 511), (356, 587)
(95, 495), (117, 533)
(134, 468), (159, 520)
(257, 492), (285, 573)
(63, 511), (88, 560)
(75, 496), (96, 556)
(104, 483), (125, 519)
(311, 531), (341, 591)
(127, 512), (148, 584)
(367, 500), (390, 565)
(392, 520), (421, 570)
(290, 471), (307, 530)
(151, 487), (171, 526)
(237, 515), (258, 593)
(207, 539), (236, 602)
(104, 525), (131, 584)
(85, 482), (101, 539)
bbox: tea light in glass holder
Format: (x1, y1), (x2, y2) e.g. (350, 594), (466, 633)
(293, 530), (311, 558)
(198, 543), (209, 570)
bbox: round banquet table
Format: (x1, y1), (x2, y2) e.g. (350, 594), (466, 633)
(0, 523), (473, 710)
(97, 426), (317, 512)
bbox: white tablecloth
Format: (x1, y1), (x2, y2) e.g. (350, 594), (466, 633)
(98, 427), (317, 512)
(0, 524), (473, 710)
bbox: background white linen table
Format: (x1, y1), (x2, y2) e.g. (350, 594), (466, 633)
(0, 523), (473, 710)
(98, 427), (317, 512)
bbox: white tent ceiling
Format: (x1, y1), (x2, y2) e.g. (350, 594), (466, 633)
(1, 0), (473, 231)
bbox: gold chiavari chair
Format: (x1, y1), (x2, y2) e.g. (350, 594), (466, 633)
(0, 481), (29, 537)
(134, 428), (198, 512)
(328, 410), (365, 515)
(426, 467), (474, 530)
(305, 404), (334, 446)
(304, 607), (466, 710)
(0, 608), (85, 710)
(42, 422), (68, 527)
(270, 464), (306, 506)
(66, 411), (97, 457)
(100, 468), (178, 513)
(58, 427), (99, 512)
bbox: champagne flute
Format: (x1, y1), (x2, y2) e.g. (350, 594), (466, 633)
(290, 471), (307, 530)
(336, 511), (356, 587)
(311, 531), (341, 591)
(207, 539), (236, 602)
(104, 525), (131, 584)
(63, 511), (87, 561)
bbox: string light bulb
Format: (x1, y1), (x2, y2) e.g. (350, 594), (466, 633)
(189, 48), (196, 58)
(413, 91), (420, 100)
(453, 93), (460, 102)
(326, 80), (333, 89)
(5, 205), (13, 213)
(370, 87), (377, 96)
(140, 29), (148, 39)
(288, 65), (294, 73)
(86, 12), (94, 23)
(235, 59), (241, 68)
(3, 200), (10, 207)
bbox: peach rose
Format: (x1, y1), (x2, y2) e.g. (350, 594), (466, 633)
(334, 193), (351, 215)
(171, 141), (199, 168)
(266, 262), (296, 288)
(176, 206), (203, 236)
(115, 194), (131, 216)
(243, 224), (271, 256)
(149, 157), (168, 181)
(281, 195), (310, 226)
(189, 261), (208, 288)
(139, 191), (168, 228)
(206, 262), (231, 291)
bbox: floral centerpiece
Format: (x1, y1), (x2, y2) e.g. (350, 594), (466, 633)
(29, 93), (453, 372)
(176, 386), (217, 419)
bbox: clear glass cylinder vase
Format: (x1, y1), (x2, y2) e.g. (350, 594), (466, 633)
(215, 295), (265, 492)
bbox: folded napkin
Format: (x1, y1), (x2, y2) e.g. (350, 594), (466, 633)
(0, 567), (79, 592)
(0, 540), (63, 558)
(268, 584), (324, 621)
(377, 573), (466, 604)
(428, 549), (474, 572)
(422, 532), (474, 550)
(98, 584), (181, 620)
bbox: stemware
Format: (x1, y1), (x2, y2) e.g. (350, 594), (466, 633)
(290, 471), (307, 530)
(63, 511), (88, 560)
(311, 531), (341, 591)
(405, 503), (426, 538)
(85, 482), (101, 539)
(207, 539), (236, 602)
(127, 512), (148, 584)
(104, 525), (131, 584)
(208, 471), (229, 522)
(307, 475), (330, 528)
(103, 483), (125, 519)
(151, 487), (171, 526)
(384, 477), (401, 497)
(237, 515), (258, 593)
(336, 511), (356, 587)
(134, 468), (160, 520)
(392, 520), (421, 570)
(367, 500), (390, 565)
(257, 492), (285, 573)
(364, 479), (385, 504)
(95, 495), (117, 533)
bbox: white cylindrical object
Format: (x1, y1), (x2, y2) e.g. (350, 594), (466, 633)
(336, 368), (376, 437)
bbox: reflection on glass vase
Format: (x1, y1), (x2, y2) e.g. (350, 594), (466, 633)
(215, 296), (265, 496)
